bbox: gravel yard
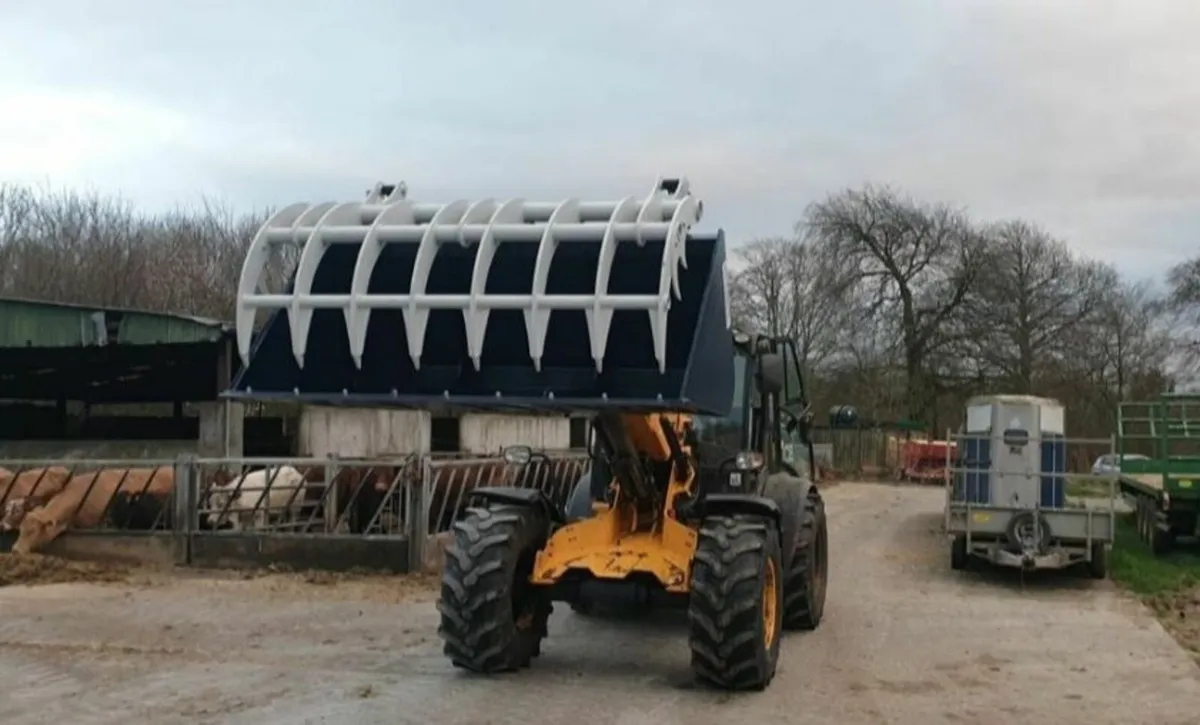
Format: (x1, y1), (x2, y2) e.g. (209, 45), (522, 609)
(0, 482), (1197, 725)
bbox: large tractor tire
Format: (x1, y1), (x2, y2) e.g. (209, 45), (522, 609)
(437, 504), (551, 673)
(687, 515), (784, 691)
(783, 487), (828, 630)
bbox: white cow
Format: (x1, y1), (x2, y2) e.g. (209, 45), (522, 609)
(205, 465), (309, 531)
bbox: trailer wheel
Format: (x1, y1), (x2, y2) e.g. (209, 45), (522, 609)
(1150, 518), (1173, 556)
(437, 504), (551, 673)
(1088, 542), (1108, 579)
(950, 534), (968, 571)
(688, 515), (783, 691)
(1135, 498), (1149, 543)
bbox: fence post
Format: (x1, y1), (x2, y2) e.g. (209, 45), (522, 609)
(407, 455), (430, 574)
(173, 455), (197, 567)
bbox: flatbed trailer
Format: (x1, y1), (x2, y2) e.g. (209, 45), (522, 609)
(1116, 394), (1200, 554)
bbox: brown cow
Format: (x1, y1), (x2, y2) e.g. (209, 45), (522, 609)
(12, 467), (174, 554)
(0, 466), (72, 531)
(296, 463), (403, 533)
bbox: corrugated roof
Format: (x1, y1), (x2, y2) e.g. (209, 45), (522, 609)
(0, 296), (231, 348)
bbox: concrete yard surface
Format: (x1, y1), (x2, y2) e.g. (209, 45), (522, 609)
(0, 483), (1198, 725)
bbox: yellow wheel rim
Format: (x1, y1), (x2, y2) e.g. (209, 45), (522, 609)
(763, 558), (779, 649)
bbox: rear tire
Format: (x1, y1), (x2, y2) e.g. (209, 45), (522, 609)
(688, 515), (783, 691)
(1150, 516), (1173, 556)
(783, 487), (828, 630)
(437, 504), (551, 673)
(565, 478), (596, 616)
(1135, 498), (1149, 543)
(1088, 542), (1108, 579)
(950, 533), (968, 571)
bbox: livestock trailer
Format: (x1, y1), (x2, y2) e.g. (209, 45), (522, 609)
(1116, 393), (1200, 554)
(944, 394), (1113, 577)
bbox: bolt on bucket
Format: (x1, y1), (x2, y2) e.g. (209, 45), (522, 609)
(228, 177), (735, 415)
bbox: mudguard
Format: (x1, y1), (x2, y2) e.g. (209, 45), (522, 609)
(759, 471), (811, 574)
(695, 494), (782, 526)
(467, 486), (564, 525)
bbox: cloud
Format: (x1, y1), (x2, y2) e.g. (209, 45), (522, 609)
(0, 0), (1194, 281)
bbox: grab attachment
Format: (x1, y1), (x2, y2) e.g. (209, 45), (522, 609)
(235, 177), (702, 374)
(229, 177), (735, 415)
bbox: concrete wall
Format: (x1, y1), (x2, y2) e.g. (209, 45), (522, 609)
(458, 414), (570, 453)
(197, 401), (244, 457)
(298, 406), (430, 457)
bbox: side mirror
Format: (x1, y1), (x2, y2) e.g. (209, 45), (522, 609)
(757, 353), (785, 395)
(501, 445), (533, 465)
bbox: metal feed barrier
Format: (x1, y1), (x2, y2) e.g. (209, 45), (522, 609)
(0, 451), (591, 573)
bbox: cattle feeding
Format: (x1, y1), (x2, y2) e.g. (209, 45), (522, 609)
(200, 463), (407, 535)
(203, 466), (309, 531)
(0, 466), (74, 532)
(12, 466), (175, 554)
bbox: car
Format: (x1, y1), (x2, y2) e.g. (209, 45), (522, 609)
(1091, 453), (1149, 476)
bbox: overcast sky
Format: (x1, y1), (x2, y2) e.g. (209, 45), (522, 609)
(1, 0), (1195, 282)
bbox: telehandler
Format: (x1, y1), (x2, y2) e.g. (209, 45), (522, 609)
(226, 176), (828, 691)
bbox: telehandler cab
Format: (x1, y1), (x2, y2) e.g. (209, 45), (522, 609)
(226, 176), (829, 691)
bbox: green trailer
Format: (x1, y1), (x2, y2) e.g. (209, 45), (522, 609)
(1116, 393), (1200, 554)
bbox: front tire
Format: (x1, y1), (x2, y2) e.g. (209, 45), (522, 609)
(437, 504), (551, 673)
(688, 515), (784, 691)
(783, 487), (828, 630)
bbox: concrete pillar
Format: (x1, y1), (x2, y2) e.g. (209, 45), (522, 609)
(458, 414), (570, 454)
(297, 406), (430, 456)
(196, 401), (244, 457)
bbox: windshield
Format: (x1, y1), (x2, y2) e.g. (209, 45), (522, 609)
(689, 353), (748, 465)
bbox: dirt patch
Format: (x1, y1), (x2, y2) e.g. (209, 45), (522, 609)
(0, 553), (129, 587)
(123, 564), (443, 604)
(1146, 586), (1200, 658)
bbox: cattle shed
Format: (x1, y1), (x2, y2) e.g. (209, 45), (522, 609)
(0, 296), (248, 457)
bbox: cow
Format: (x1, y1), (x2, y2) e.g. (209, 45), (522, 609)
(0, 466), (73, 532)
(204, 465), (309, 531)
(12, 467), (174, 554)
(290, 463), (404, 534)
(106, 490), (174, 530)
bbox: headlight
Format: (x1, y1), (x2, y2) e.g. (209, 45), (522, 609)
(734, 451), (765, 472)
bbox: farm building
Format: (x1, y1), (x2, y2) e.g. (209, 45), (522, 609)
(0, 296), (258, 458)
(0, 297), (586, 459)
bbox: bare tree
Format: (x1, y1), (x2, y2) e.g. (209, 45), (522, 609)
(729, 236), (844, 376)
(799, 184), (985, 426)
(1166, 254), (1200, 376)
(0, 183), (271, 321)
(960, 220), (1109, 392)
